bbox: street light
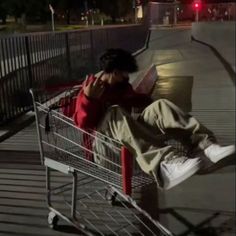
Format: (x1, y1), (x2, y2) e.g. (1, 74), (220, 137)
(132, 0), (136, 23)
(173, 0), (179, 26)
(49, 4), (55, 31)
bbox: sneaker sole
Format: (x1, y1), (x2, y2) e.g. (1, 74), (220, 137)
(163, 161), (201, 190)
(210, 146), (235, 163)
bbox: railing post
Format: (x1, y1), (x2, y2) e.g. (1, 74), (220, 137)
(121, 147), (133, 196)
(25, 36), (33, 88)
(65, 32), (72, 80)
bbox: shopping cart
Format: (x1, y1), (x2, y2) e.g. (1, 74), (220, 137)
(30, 87), (175, 236)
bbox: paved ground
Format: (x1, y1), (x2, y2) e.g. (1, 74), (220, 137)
(0, 151), (83, 236)
(136, 27), (235, 236)
(0, 27), (235, 235)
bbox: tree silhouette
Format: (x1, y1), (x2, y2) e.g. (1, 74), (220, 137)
(97, 0), (133, 23)
(0, 0), (7, 24)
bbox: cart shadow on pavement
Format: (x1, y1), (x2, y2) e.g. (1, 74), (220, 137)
(158, 207), (235, 236)
(135, 156), (235, 236)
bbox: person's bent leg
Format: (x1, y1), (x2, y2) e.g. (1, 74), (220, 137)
(139, 99), (235, 163)
(97, 105), (201, 189)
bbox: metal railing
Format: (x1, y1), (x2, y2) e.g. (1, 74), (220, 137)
(0, 21), (149, 125)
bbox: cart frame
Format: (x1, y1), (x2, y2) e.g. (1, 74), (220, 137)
(30, 87), (175, 236)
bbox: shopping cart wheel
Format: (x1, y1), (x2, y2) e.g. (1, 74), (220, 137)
(48, 211), (59, 229)
(105, 188), (117, 205)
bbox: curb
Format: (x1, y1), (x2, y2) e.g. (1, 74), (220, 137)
(0, 111), (35, 143)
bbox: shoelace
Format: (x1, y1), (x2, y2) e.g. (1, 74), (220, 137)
(165, 155), (188, 164)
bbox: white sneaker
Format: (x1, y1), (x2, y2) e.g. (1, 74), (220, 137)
(204, 144), (235, 163)
(161, 156), (201, 190)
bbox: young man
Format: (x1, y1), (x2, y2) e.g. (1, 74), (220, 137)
(74, 48), (235, 190)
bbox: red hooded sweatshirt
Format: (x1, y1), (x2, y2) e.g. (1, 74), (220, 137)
(73, 74), (152, 130)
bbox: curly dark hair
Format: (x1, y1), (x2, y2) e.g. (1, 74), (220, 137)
(99, 48), (138, 73)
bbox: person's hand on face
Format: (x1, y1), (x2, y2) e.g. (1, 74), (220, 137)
(83, 77), (105, 99)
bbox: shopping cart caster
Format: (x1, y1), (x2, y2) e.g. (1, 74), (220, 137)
(105, 188), (117, 205)
(48, 211), (59, 229)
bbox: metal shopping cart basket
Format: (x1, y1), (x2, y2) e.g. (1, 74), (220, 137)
(30, 87), (175, 236)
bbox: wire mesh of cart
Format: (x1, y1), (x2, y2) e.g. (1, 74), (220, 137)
(31, 86), (157, 194)
(30, 87), (176, 236)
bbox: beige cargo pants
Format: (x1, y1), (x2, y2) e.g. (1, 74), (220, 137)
(97, 99), (216, 184)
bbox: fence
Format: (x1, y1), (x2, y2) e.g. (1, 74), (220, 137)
(149, 2), (236, 25)
(0, 18), (149, 125)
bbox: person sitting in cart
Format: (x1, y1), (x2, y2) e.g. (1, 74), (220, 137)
(73, 48), (235, 190)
